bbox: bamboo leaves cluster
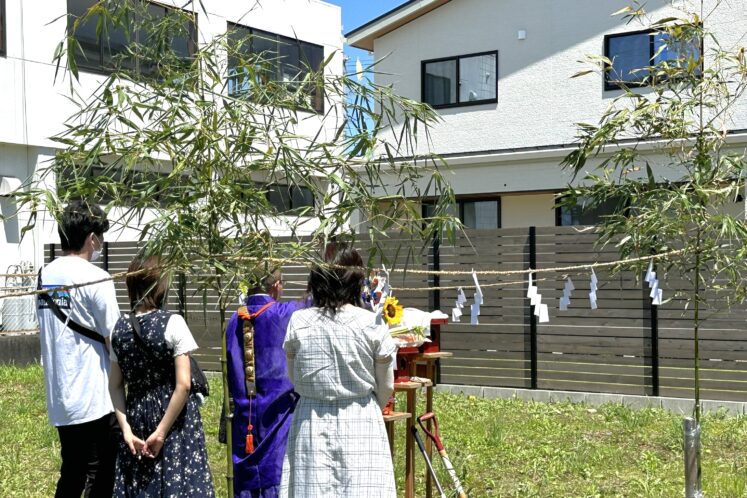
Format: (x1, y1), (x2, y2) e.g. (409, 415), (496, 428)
(11, 0), (458, 297)
(561, 1), (747, 422)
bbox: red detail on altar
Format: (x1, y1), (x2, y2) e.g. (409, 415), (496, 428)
(393, 318), (447, 383)
(422, 317), (447, 354)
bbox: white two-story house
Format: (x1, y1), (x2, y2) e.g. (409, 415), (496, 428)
(0, 0), (343, 272)
(346, 0), (747, 230)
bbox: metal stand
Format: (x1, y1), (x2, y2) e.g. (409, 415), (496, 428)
(683, 417), (702, 498)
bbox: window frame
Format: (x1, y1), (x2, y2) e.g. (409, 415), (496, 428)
(0, 0), (6, 57)
(459, 196), (501, 230)
(603, 27), (703, 91)
(68, 0), (198, 75)
(56, 164), (185, 207)
(265, 183), (315, 215)
(421, 50), (498, 109)
(423, 196), (501, 230)
(555, 194), (630, 226)
(226, 21), (325, 114)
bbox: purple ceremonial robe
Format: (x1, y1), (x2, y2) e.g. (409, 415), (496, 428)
(225, 294), (307, 498)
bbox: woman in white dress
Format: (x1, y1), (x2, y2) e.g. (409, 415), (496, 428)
(280, 244), (397, 498)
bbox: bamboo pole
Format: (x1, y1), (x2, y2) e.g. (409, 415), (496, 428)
(220, 302), (234, 496)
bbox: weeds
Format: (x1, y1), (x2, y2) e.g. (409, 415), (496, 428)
(2, 365), (746, 497)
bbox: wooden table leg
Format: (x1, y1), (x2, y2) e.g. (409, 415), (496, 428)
(405, 388), (416, 498)
(425, 361), (435, 498)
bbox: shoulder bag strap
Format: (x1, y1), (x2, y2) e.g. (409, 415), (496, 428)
(130, 311), (185, 362)
(128, 311), (162, 362)
(38, 268), (106, 345)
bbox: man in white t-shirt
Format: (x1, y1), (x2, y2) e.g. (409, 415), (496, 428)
(37, 200), (121, 498)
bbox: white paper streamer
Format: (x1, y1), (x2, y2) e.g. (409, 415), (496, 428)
(645, 263), (664, 306)
(589, 270), (598, 309)
(527, 272), (550, 323)
(457, 287), (467, 306)
(470, 303), (480, 325)
(560, 277), (574, 311)
(539, 304), (550, 323)
(472, 269), (484, 305)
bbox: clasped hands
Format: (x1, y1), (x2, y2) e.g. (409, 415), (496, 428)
(124, 428), (166, 459)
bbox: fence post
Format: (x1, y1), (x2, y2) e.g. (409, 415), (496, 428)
(431, 234), (441, 384)
(102, 242), (109, 273)
(648, 262), (660, 397)
(178, 273), (187, 319)
(529, 226), (538, 390)
(48, 243), (56, 263)
(430, 235), (440, 312)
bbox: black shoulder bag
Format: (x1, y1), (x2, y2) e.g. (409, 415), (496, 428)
(37, 268), (106, 345)
(128, 312), (210, 398)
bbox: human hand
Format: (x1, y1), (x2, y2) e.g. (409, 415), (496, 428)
(123, 430), (146, 456)
(143, 430), (166, 458)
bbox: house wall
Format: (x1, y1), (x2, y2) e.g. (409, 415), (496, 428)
(372, 0), (747, 156)
(501, 193), (555, 228)
(367, 0), (747, 227)
(0, 0), (343, 270)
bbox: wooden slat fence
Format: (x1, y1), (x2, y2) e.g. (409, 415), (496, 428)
(437, 226), (747, 402)
(438, 228), (531, 389)
(44, 226), (747, 402)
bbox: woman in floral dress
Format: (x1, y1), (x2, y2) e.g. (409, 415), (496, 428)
(280, 244), (397, 497)
(109, 256), (214, 497)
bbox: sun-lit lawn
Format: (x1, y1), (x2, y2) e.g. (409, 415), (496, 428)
(2, 364), (746, 497)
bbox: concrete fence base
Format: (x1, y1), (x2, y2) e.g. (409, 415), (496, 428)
(436, 384), (747, 416)
(0, 332), (40, 366)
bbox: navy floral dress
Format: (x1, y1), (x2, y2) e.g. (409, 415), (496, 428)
(111, 310), (214, 497)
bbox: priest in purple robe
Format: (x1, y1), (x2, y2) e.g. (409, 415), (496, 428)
(225, 269), (308, 498)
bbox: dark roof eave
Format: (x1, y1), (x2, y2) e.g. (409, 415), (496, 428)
(345, 0), (452, 51)
(344, 0), (419, 39)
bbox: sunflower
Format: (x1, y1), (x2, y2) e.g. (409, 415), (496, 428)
(382, 296), (404, 326)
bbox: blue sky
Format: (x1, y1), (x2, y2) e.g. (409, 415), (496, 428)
(325, 0), (404, 73)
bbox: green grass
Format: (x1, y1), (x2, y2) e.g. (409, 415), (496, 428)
(2, 364), (747, 497)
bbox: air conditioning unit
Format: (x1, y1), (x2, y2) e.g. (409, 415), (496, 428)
(1, 263), (38, 333)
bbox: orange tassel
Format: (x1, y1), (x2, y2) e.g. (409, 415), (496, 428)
(245, 424), (255, 454)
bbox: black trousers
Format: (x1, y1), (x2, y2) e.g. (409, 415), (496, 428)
(55, 412), (120, 498)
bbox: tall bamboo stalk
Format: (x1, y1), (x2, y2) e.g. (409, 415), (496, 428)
(693, 231), (701, 423)
(220, 301), (233, 496)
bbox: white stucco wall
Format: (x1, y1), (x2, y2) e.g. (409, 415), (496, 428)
(372, 0), (747, 156)
(0, 0), (343, 269)
(364, 0), (747, 227)
(0, 0), (344, 149)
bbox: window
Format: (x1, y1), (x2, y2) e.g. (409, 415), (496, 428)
(424, 198), (501, 229)
(461, 199), (500, 229)
(227, 23), (325, 113)
(422, 51), (497, 108)
(67, 0), (197, 74)
(604, 29), (701, 90)
(556, 197), (623, 226)
(56, 165), (186, 207)
(266, 185), (315, 214)
(0, 0), (6, 57)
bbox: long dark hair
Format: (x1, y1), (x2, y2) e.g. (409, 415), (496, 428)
(308, 243), (364, 314)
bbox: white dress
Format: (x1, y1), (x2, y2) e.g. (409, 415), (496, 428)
(280, 305), (397, 498)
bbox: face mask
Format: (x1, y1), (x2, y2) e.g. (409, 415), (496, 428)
(90, 235), (103, 262)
